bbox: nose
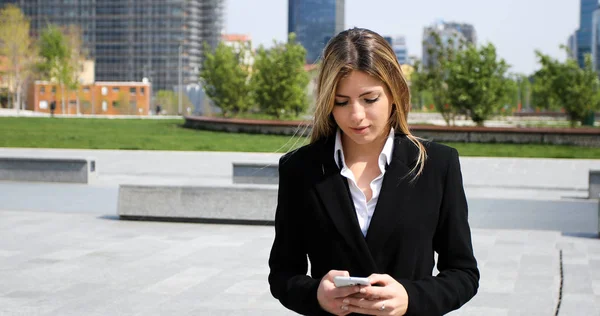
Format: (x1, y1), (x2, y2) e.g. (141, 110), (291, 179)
(350, 102), (365, 124)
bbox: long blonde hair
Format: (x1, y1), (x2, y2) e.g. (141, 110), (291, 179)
(311, 27), (427, 178)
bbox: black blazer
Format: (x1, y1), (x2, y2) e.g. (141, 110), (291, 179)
(268, 133), (479, 316)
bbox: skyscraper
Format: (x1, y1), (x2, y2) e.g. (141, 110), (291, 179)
(392, 36), (409, 65)
(592, 8), (600, 70)
(576, 0), (599, 67)
(0, 0), (224, 92)
(422, 20), (477, 68)
(568, 32), (578, 60)
(288, 0), (344, 64)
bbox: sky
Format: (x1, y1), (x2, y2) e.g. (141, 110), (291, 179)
(224, 0), (581, 75)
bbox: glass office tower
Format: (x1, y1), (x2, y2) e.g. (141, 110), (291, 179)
(577, 0), (599, 67)
(288, 0), (344, 64)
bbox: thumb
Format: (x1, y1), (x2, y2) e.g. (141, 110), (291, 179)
(368, 273), (392, 286)
(328, 270), (350, 278)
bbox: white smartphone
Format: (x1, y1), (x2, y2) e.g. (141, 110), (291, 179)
(333, 276), (371, 287)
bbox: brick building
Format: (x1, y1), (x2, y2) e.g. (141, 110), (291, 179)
(27, 81), (151, 115)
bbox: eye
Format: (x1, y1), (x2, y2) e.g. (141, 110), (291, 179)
(365, 97), (379, 104)
(334, 100), (348, 106)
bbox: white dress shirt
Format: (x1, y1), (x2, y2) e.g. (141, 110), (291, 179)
(334, 128), (395, 237)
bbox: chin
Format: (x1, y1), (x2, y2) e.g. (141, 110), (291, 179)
(347, 134), (377, 145)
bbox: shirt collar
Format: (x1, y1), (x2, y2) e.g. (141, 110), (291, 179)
(334, 127), (395, 172)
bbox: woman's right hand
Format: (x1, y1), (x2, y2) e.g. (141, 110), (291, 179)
(317, 270), (362, 315)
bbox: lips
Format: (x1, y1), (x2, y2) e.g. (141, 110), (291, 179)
(350, 126), (369, 134)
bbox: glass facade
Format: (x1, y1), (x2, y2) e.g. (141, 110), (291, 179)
(593, 9), (600, 70)
(577, 0), (598, 67)
(288, 0), (344, 64)
(422, 21), (475, 68)
(393, 36), (408, 65)
(0, 0), (224, 91)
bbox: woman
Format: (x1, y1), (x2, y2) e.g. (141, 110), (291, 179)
(268, 27), (479, 316)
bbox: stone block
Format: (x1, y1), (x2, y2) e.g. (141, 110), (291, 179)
(117, 184), (277, 223)
(589, 170), (600, 199)
(232, 163), (278, 185)
(0, 157), (96, 184)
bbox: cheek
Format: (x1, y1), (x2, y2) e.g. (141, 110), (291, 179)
(372, 102), (392, 122)
(331, 108), (343, 124)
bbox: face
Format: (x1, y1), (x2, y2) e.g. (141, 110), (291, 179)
(332, 70), (393, 146)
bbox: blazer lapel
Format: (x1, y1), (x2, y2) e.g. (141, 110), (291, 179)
(365, 134), (420, 260)
(313, 137), (377, 273)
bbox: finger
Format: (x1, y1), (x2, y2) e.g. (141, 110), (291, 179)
(334, 297), (354, 315)
(349, 292), (380, 301)
(368, 273), (392, 286)
(345, 304), (387, 315)
(349, 292), (376, 299)
(331, 285), (361, 298)
(359, 285), (388, 298)
(328, 270), (350, 278)
(342, 296), (385, 309)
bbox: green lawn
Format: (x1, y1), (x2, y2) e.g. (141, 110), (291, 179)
(1, 117), (599, 159)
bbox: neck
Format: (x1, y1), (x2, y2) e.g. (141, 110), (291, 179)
(341, 128), (390, 163)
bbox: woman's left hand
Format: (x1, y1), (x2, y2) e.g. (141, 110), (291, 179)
(339, 273), (409, 315)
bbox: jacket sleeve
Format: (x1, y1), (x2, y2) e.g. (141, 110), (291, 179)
(401, 148), (480, 315)
(268, 155), (325, 315)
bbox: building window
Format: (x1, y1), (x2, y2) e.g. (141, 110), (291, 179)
(112, 101), (119, 107)
(102, 101), (107, 112)
(83, 86), (90, 93)
(39, 100), (48, 109)
(40, 86), (46, 94)
(140, 87), (145, 95)
(112, 87), (120, 92)
(130, 87), (136, 95)
(51, 87), (56, 93)
(101, 87), (108, 95)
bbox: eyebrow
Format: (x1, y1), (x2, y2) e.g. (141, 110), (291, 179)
(335, 91), (379, 98)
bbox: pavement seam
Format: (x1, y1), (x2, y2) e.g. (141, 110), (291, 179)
(554, 249), (564, 316)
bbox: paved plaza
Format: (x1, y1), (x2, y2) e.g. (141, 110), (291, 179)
(0, 148), (599, 315)
(0, 210), (599, 316)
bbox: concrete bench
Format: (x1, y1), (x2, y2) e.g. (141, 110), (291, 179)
(117, 184), (277, 224)
(232, 162), (278, 185)
(590, 170), (600, 200)
(0, 157), (97, 184)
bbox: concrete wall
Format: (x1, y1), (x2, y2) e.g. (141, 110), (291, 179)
(0, 157), (96, 184)
(183, 116), (600, 147)
(117, 184), (277, 223)
(232, 163), (278, 185)
(590, 170), (600, 199)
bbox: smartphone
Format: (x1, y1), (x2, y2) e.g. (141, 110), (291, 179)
(333, 276), (371, 287)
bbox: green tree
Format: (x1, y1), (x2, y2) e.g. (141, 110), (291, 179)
(63, 25), (86, 115)
(413, 31), (460, 125)
(155, 90), (192, 115)
(37, 24), (72, 114)
(446, 43), (511, 125)
(0, 4), (36, 112)
(251, 33), (309, 119)
(531, 56), (562, 111)
(200, 41), (251, 116)
(502, 74), (532, 115)
(535, 50), (600, 126)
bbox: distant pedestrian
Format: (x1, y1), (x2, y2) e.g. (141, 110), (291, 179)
(155, 104), (162, 115)
(50, 101), (56, 117)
